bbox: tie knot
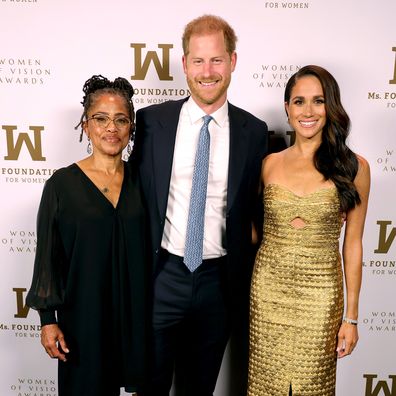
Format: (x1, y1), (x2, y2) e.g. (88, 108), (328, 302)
(203, 115), (212, 127)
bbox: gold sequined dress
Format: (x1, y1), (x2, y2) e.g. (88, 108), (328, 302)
(248, 184), (344, 396)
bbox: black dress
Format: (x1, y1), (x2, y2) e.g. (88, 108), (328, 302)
(26, 162), (148, 396)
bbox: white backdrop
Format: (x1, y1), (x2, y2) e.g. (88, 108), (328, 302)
(1, 0), (395, 395)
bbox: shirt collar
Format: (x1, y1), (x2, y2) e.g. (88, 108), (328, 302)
(185, 97), (229, 127)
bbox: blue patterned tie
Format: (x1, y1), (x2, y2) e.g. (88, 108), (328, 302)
(184, 115), (213, 272)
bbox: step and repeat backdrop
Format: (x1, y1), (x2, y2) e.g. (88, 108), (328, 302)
(1, 0), (395, 395)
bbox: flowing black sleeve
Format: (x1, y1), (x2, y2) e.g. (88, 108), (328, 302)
(26, 177), (67, 326)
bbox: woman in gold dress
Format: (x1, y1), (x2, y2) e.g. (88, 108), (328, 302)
(248, 65), (370, 396)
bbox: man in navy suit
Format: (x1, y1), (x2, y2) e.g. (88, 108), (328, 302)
(132, 14), (268, 396)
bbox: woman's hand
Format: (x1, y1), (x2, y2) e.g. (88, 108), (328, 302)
(41, 324), (69, 362)
(336, 322), (358, 358)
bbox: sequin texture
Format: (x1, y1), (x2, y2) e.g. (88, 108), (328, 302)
(248, 184), (344, 396)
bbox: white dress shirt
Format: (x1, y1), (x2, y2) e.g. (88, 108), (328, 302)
(161, 97), (230, 258)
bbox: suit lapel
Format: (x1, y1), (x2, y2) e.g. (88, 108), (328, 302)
(227, 103), (249, 213)
(151, 100), (249, 218)
(152, 99), (187, 218)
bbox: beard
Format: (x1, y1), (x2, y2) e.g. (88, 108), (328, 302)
(187, 73), (231, 106)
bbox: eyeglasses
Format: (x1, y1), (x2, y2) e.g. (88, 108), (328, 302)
(86, 114), (131, 129)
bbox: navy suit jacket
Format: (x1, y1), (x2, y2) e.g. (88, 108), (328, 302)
(132, 98), (268, 315)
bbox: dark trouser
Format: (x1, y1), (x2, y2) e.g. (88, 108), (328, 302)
(146, 249), (230, 396)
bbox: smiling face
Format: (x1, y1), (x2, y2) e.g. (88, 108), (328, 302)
(83, 93), (131, 157)
(285, 75), (327, 142)
(182, 31), (236, 112)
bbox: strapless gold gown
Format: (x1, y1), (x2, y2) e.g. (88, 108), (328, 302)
(248, 184), (344, 396)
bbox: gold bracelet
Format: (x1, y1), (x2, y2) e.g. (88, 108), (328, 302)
(343, 317), (358, 325)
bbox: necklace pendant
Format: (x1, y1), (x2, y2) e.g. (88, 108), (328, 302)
(102, 187), (109, 194)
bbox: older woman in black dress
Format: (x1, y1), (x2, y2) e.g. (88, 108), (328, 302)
(27, 75), (148, 396)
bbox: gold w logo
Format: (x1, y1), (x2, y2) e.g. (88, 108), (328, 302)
(13, 288), (30, 318)
(130, 43), (173, 81)
(364, 374), (396, 396)
(375, 221), (396, 254)
(2, 125), (46, 161)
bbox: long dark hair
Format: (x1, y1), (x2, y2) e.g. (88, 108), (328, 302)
(284, 65), (360, 212)
(75, 74), (135, 142)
